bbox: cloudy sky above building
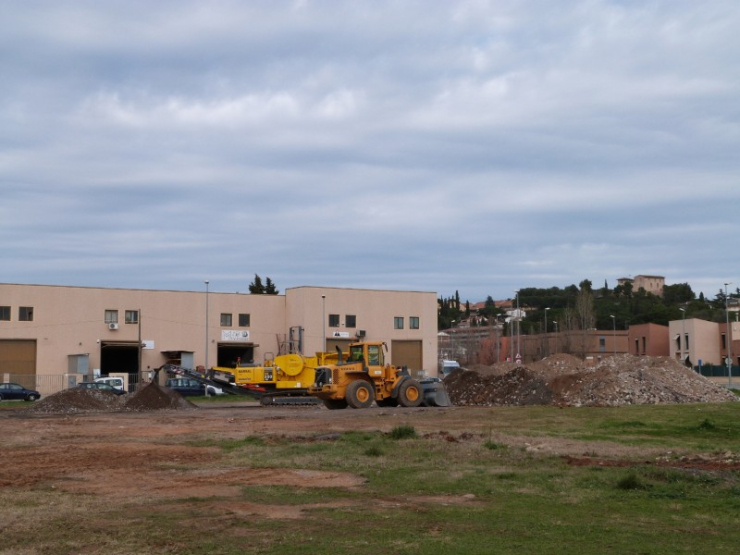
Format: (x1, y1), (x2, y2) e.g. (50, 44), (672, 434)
(2, 0), (738, 303)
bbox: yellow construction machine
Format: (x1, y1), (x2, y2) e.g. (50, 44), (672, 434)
(308, 341), (450, 409)
(208, 351), (340, 405)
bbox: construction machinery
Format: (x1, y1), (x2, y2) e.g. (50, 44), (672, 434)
(308, 341), (451, 409)
(208, 351), (340, 405)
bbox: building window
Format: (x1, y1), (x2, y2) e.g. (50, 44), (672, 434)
(329, 314), (340, 328)
(239, 313), (251, 327)
(394, 317), (404, 330)
(345, 315), (356, 328)
(125, 310), (139, 324)
(722, 333), (726, 350)
(0, 306), (9, 321)
(684, 334), (689, 351)
(634, 339), (639, 355)
(104, 310), (118, 324)
(19, 307), (34, 322)
(642, 337), (647, 354)
(220, 313), (232, 327)
(410, 316), (420, 330)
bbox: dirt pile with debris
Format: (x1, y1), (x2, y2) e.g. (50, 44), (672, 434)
(124, 382), (197, 411)
(28, 382), (196, 414)
(445, 354), (737, 407)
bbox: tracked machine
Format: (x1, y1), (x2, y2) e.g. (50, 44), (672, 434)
(308, 341), (451, 409)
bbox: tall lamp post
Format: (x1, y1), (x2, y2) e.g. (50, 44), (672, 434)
(679, 307), (686, 364)
(553, 321), (558, 354)
(515, 290), (520, 360)
(543, 307), (550, 357)
(204, 280), (210, 370)
(725, 283), (733, 388)
(610, 314), (616, 356)
(321, 295), (326, 352)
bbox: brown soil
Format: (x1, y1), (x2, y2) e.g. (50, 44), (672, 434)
(1, 357), (736, 523)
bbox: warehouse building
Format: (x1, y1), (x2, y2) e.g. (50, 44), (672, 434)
(0, 283), (438, 395)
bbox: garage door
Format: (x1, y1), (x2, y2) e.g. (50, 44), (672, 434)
(391, 340), (422, 371)
(0, 340), (37, 375)
(326, 338), (352, 356)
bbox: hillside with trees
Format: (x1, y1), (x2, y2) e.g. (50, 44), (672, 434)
(439, 281), (738, 333)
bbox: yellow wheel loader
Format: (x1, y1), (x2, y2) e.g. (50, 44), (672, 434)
(308, 342), (450, 409)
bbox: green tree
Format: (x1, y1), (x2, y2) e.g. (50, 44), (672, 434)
(265, 277), (279, 295)
(248, 274), (265, 294)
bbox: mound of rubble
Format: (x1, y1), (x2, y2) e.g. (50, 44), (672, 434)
(28, 382), (196, 414)
(445, 354), (737, 407)
(125, 382), (196, 411)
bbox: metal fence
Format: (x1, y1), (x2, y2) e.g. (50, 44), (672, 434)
(695, 365), (739, 378)
(2, 372), (143, 397)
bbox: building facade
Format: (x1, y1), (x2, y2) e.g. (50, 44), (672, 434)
(0, 283), (438, 394)
(628, 323), (669, 357)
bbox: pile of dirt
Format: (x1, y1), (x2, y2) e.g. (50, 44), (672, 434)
(445, 354), (737, 407)
(124, 382), (197, 411)
(28, 382), (196, 414)
(29, 388), (128, 414)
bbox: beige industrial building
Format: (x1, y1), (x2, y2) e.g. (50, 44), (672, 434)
(0, 283), (438, 394)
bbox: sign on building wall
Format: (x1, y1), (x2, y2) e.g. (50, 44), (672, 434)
(332, 331), (350, 338)
(221, 330), (250, 342)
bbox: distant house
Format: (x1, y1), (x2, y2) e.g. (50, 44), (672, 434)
(617, 275), (665, 296)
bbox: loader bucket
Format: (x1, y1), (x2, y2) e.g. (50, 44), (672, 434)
(420, 378), (451, 407)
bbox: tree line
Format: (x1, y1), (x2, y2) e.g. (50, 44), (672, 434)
(439, 280), (739, 333)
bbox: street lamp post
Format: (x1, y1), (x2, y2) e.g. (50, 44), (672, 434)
(204, 280), (210, 370)
(725, 283), (733, 388)
(553, 321), (558, 354)
(610, 314), (616, 356)
(679, 307), (686, 364)
(543, 307), (550, 357)
(321, 295), (326, 352)
(515, 290), (520, 360)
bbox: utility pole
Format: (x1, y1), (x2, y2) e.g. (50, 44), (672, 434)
(726, 283), (733, 388)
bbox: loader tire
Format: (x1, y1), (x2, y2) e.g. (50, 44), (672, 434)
(398, 379), (423, 408)
(346, 380), (374, 409)
(323, 398), (349, 410)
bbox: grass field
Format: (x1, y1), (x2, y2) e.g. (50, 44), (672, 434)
(3, 402), (740, 554)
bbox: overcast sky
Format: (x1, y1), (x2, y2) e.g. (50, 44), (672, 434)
(2, 1), (739, 303)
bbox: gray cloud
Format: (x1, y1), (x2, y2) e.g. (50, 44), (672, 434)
(1, 1), (739, 302)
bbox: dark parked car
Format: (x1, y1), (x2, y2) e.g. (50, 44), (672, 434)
(165, 378), (222, 397)
(77, 382), (126, 396)
(0, 382), (41, 401)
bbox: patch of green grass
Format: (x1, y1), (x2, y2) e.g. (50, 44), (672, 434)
(389, 424), (417, 440)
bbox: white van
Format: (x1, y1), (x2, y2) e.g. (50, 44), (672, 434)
(440, 360), (460, 378)
(95, 376), (125, 392)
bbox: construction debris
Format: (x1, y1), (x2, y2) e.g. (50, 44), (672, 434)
(28, 382), (196, 414)
(445, 354), (737, 407)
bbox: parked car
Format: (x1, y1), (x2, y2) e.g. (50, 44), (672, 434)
(95, 376), (125, 392)
(0, 382), (41, 401)
(77, 382), (126, 396)
(165, 377), (222, 397)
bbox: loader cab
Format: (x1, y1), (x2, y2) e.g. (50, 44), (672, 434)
(347, 343), (385, 368)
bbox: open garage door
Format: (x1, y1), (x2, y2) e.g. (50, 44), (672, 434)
(217, 343), (256, 367)
(0, 340), (36, 376)
(391, 340), (423, 374)
(100, 342), (139, 376)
